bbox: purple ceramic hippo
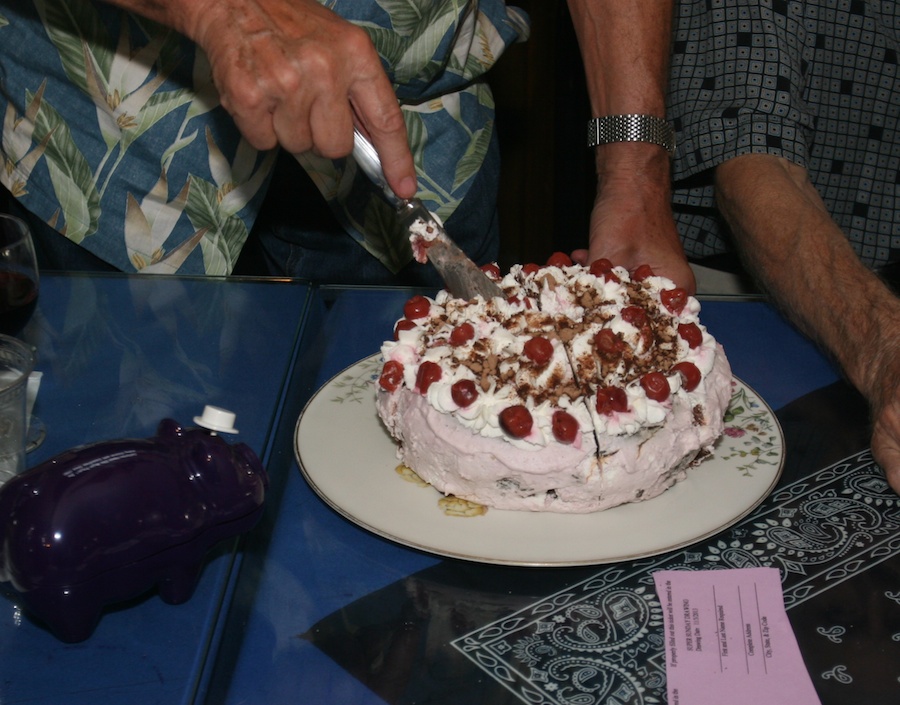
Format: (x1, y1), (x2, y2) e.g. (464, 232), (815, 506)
(0, 408), (267, 642)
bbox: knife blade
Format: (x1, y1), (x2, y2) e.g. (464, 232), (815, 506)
(351, 128), (503, 300)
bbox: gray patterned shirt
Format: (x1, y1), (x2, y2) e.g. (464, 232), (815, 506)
(669, 0), (900, 269)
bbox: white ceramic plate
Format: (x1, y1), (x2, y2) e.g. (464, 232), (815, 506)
(296, 354), (785, 567)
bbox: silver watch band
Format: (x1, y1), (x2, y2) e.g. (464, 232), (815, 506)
(587, 115), (676, 156)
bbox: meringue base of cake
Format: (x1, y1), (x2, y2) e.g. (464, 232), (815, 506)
(377, 350), (732, 513)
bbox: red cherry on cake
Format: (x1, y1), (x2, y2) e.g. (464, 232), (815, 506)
(499, 405), (533, 438)
(481, 262), (501, 279)
(590, 258), (621, 283)
(522, 263), (540, 275)
(677, 322), (703, 348)
(451, 379), (478, 407)
(660, 287), (689, 314)
(672, 361), (702, 391)
(449, 322), (475, 346)
(393, 318), (417, 340)
(596, 386), (628, 415)
(546, 251), (573, 267)
(523, 336), (554, 366)
(632, 264), (655, 281)
(621, 306), (648, 328)
(415, 361), (442, 394)
(589, 258), (614, 276)
(593, 328), (626, 356)
(403, 295), (431, 319)
(640, 371), (670, 402)
(551, 410), (579, 443)
(378, 360), (404, 392)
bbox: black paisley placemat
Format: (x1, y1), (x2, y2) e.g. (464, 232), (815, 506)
(303, 381), (900, 705)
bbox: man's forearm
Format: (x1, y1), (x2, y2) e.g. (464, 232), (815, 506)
(566, 0), (673, 118)
(716, 154), (900, 492)
(92, 0), (193, 35)
(567, 0), (675, 178)
(715, 155), (900, 399)
(566, 0), (692, 289)
(93, 0), (256, 44)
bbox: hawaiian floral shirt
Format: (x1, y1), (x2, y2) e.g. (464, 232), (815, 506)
(0, 0), (528, 274)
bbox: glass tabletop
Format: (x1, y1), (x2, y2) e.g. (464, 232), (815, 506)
(203, 287), (900, 705)
(0, 272), (311, 705)
(4, 278), (896, 705)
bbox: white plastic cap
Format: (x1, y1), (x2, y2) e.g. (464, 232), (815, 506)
(193, 405), (239, 434)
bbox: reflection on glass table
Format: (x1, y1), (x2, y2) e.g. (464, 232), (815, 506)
(0, 272), (310, 705)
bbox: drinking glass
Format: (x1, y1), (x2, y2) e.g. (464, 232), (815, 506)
(0, 214), (43, 450)
(0, 333), (35, 485)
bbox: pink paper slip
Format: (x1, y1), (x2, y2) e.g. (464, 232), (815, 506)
(653, 567), (821, 705)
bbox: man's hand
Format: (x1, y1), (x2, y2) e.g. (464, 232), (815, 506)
(872, 386), (900, 494)
(571, 143), (696, 292)
(571, 191), (696, 292)
(178, 0), (417, 198)
(865, 322), (900, 493)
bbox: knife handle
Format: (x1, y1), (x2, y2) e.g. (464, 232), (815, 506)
(351, 128), (402, 207)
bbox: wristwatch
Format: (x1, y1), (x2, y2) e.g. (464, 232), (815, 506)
(587, 115), (676, 156)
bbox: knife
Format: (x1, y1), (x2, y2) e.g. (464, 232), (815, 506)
(351, 128), (503, 301)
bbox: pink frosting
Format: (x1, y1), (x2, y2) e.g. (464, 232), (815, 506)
(377, 349), (732, 513)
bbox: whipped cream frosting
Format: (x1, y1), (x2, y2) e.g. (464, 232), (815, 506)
(408, 213), (443, 264)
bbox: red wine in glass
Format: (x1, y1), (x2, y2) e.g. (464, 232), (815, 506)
(0, 214), (40, 336)
(0, 270), (38, 336)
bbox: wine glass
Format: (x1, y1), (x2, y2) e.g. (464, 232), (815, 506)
(0, 214), (39, 336)
(0, 213), (43, 450)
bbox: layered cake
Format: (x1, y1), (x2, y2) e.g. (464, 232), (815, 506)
(375, 257), (733, 513)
